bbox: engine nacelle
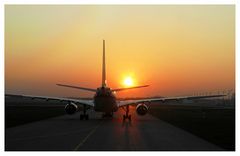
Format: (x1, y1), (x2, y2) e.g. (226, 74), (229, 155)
(65, 103), (78, 115)
(136, 103), (148, 116)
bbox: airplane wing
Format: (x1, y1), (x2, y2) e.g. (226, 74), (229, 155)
(117, 94), (226, 107)
(5, 94), (94, 107)
(112, 85), (149, 92)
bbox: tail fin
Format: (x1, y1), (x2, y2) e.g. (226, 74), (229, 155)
(102, 40), (107, 87)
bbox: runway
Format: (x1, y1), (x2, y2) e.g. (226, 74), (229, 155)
(5, 106), (223, 151)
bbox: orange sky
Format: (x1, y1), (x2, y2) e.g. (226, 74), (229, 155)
(5, 5), (235, 98)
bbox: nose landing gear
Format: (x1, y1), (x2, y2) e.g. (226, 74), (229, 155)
(123, 105), (131, 121)
(102, 112), (113, 118)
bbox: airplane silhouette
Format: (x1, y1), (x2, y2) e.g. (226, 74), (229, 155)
(6, 40), (225, 121)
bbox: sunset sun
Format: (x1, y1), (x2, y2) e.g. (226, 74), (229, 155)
(123, 76), (134, 87)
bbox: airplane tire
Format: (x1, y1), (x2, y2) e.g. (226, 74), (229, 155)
(80, 114), (89, 120)
(85, 115), (89, 120)
(80, 115), (83, 120)
(128, 115), (132, 121)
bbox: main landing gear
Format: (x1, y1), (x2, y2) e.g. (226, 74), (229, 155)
(80, 105), (89, 120)
(123, 105), (131, 121)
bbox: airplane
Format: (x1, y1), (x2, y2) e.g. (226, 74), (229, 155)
(6, 40), (226, 121)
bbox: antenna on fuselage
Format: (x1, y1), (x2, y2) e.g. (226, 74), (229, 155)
(102, 40), (107, 87)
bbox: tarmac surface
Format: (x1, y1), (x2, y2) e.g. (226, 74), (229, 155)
(5, 106), (223, 151)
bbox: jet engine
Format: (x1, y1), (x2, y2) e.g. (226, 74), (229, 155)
(65, 103), (78, 115)
(136, 103), (148, 116)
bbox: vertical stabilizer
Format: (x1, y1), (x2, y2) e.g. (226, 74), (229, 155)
(102, 40), (107, 87)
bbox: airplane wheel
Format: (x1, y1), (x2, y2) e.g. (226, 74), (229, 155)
(128, 115), (132, 121)
(85, 115), (89, 120)
(123, 115), (126, 121)
(80, 114), (89, 120)
(123, 115), (131, 121)
(80, 114), (84, 120)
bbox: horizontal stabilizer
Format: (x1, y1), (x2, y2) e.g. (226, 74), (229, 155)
(112, 85), (149, 92)
(56, 84), (97, 92)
